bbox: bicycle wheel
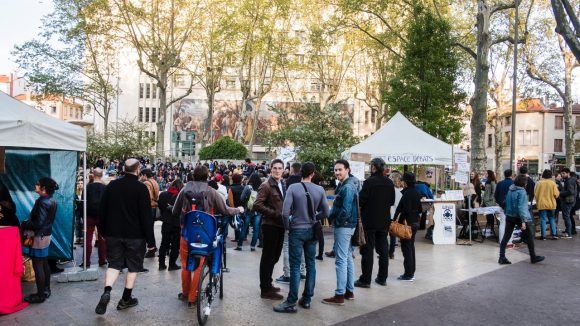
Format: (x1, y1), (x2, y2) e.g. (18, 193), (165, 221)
(196, 261), (211, 326)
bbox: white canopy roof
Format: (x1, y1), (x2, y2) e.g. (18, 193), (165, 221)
(0, 91), (86, 151)
(343, 112), (463, 165)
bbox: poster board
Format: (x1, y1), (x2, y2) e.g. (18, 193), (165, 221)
(349, 161), (365, 181)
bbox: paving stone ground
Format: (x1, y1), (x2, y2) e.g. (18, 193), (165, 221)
(3, 221), (576, 326)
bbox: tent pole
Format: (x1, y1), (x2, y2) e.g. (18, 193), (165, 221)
(83, 152), (87, 272)
(435, 166), (438, 195)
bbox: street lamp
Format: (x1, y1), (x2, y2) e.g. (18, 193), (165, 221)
(509, 0), (519, 172)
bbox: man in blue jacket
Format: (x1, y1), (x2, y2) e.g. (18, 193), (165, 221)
(494, 169), (513, 209)
(322, 160), (358, 306)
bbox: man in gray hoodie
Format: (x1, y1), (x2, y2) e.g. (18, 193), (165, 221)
(274, 162), (329, 313)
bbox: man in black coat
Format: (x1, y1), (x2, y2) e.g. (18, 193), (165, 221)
(355, 158), (395, 288)
(95, 158), (156, 315)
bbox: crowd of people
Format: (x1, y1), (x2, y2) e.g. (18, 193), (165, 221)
(14, 155), (579, 316)
(70, 156), (425, 315)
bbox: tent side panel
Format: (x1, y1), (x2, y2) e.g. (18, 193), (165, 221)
(0, 148), (76, 260)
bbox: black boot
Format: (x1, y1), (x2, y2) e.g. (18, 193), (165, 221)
(159, 257), (167, 271)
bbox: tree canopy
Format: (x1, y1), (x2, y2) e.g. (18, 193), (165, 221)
(386, 6), (466, 144)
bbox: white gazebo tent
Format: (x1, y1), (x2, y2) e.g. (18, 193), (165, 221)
(343, 112), (460, 166)
(0, 91), (86, 262)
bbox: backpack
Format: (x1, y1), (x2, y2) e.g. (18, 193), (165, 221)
(183, 189), (207, 213)
(247, 187), (258, 210)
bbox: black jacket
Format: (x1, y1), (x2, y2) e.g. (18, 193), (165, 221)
(395, 187), (422, 225)
(286, 174), (302, 190)
(100, 174), (155, 247)
(359, 173), (395, 230)
(560, 176), (577, 204)
(158, 189), (179, 228)
(22, 195), (56, 236)
(229, 183), (245, 207)
(86, 181), (106, 218)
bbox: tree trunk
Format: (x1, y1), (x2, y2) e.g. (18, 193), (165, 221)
(563, 60), (575, 170)
(203, 87), (215, 148)
(493, 116), (504, 178)
(157, 73), (168, 159)
(470, 1), (492, 176)
(248, 96), (263, 158)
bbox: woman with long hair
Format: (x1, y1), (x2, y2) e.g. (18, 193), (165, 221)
(239, 172), (264, 251)
(482, 170), (497, 230)
(22, 177), (58, 303)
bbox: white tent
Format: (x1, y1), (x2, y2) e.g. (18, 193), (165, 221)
(0, 91), (86, 151)
(343, 112), (463, 165)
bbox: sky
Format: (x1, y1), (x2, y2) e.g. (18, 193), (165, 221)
(0, 0), (53, 73)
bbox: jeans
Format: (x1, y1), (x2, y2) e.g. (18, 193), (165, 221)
(561, 202), (574, 235)
(283, 232), (305, 277)
(500, 216), (536, 260)
(84, 217), (107, 266)
(334, 227), (355, 295)
(539, 209), (557, 238)
(287, 228), (316, 304)
(259, 224), (285, 290)
(359, 229), (389, 283)
(238, 211), (261, 248)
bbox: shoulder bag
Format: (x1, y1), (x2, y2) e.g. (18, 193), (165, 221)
(352, 194), (366, 247)
(300, 182), (323, 241)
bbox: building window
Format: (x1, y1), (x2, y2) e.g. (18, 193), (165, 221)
(371, 109), (376, 123)
(145, 84), (151, 98)
(575, 140), (580, 152)
(50, 106), (56, 114)
(138, 107), (143, 122)
(575, 116), (580, 129)
(152, 107), (156, 122)
(365, 111), (369, 124)
(555, 115), (564, 129)
(151, 131), (155, 140)
(139, 83), (144, 98)
(554, 139), (563, 152)
(504, 131), (511, 145)
(145, 107), (150, 123)
(152, 85), (157, 99)
(296, 54), (305, 65)
(504, 116), (511, 126)
(310, 82), (321, 92)
(226, 78), (236, 89)
(174, 74), (186, 87)
(487, 134), (492, 147)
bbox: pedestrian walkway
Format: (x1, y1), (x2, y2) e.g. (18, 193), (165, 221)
(2, 224), (531, 326)
(336, 232), (580, 325)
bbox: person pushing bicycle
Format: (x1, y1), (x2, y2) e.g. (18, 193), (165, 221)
(172, 165), (244, 307)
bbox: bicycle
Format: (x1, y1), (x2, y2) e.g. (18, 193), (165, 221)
(182, 211), (241, 325)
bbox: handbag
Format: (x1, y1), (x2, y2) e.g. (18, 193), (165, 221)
(300, 182), (323, 241)
(21, 229), (34, 247)
(389, 219), (412, 240)
(352, 195), (366, 247)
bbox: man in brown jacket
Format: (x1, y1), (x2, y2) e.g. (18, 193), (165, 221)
(254, 159), (286, 300)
